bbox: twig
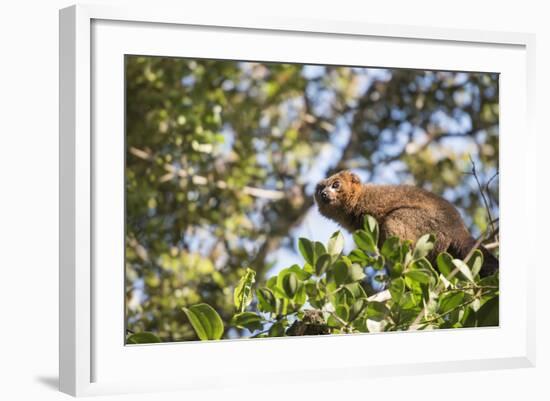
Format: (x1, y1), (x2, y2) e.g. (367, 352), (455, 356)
(129, 146), (286, 200)
(464, 234), (486, 265)
(410, 289), (494, 329)
(483, 241), (499, 250)
(163, 163), (286, 200)
(329, 311), (348, 327)
(485, 171), (499, 208)
(468, 155), (497, 237)
(439, 284), (498, 294)
(250, 327), (271, 338)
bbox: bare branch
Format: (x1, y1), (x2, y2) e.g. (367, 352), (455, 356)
(484, 241), (499, 250)
(129, 146), (152, 160)
(468, 155), (497, 237)
(485, 170), (499, 208)
(464, 234), (486, 264)
(130, 146), (286, 201)
(161, 163), (286, 200)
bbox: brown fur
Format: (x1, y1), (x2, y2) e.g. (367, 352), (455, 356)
(314, 171), (498, 277)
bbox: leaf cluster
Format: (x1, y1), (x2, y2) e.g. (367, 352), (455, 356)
(128, 215), (498, 343)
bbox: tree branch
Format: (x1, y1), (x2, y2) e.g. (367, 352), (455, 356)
(467, 155), (497, 238)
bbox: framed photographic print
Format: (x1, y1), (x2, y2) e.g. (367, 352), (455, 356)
(59, 4), (536, 396)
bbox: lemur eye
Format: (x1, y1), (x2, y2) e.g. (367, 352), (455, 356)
(332, 181), (340, 189)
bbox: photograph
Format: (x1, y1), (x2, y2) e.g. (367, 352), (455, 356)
(124, 55), (500, 344)
(2, 0), (545, 399)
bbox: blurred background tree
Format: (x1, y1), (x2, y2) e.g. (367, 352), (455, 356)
(125, 56), (499, 342)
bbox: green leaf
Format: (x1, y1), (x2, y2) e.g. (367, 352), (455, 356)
(443, 308), (462, 328)
(438, 292), (465, 314)
(279, 298), (289, 315)
(293, 283), (307, 306)
(389, 278), (405, 302)
(305, 280), (320, 297)
(405, 258), (437, 285)
(327, 231), (345, 256)
(467, 249), (484, 278)
(413, 233), (435, 260)
(182, 304), (224, 341)
(126, 332), (161, 344)
(287, 264), (312, 280)
(399, 292), (418, 309)
(282, 272), (298, 298)
(231, 312), (263, 332)
(389, 262), (404, 278)
(363, 215), (379, 244)
(372, 255), (385, 270)
(303, 263), (314, 276)
(315, 253), (332, 277)
(404, 270), (432, 284)
(402, 241), (413, 264)
(366, 301), (389, 322)
(349, 263), (367, 282)
(335, 287), (352, 307)
(333, 261), (365, 286)
(436, 252), (455, 278)
(476, 296), (499, 327)
(257, 287), (277, 313)
(413, 257), (439, 280)
(352, 317), (369, 333)
(478, 274), (499, 288)
(348, 249), (369, 264)
(344, 282), (368, 300)
(234, 268), (256, 313)
(349, 299), (367, 322)
(353, 230), (377, 253)
(277, 267), (303, 300)
(314, 241), (327, 261)
(267, 276), (286, 299)
(327, 314), (344, 328)
(452, 259), (474, 282)
(335, 304), (350, 322)
(333, 261), (348, 286)
(381, 236), (402, 264)
(268, 321), (286, 337)
(298, 237), (315, 265)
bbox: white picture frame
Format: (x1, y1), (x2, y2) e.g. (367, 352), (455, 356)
(59, 4), (536, 397)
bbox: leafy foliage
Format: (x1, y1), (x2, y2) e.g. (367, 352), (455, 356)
(182, 304), (224, 341)
(128, 216), (498, 343)
(233, 268), (256, 313)
(126, 332), (161, 344)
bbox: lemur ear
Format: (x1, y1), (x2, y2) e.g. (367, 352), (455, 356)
(348, 172), (360, 184)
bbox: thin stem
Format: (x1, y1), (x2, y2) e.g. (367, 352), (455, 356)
(439, 285), (498, 294)
(396, 289), (494, 331)
(413, 290), (493, 327)
(468, 155), (496, 237)
(329, 311), (348, 327)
